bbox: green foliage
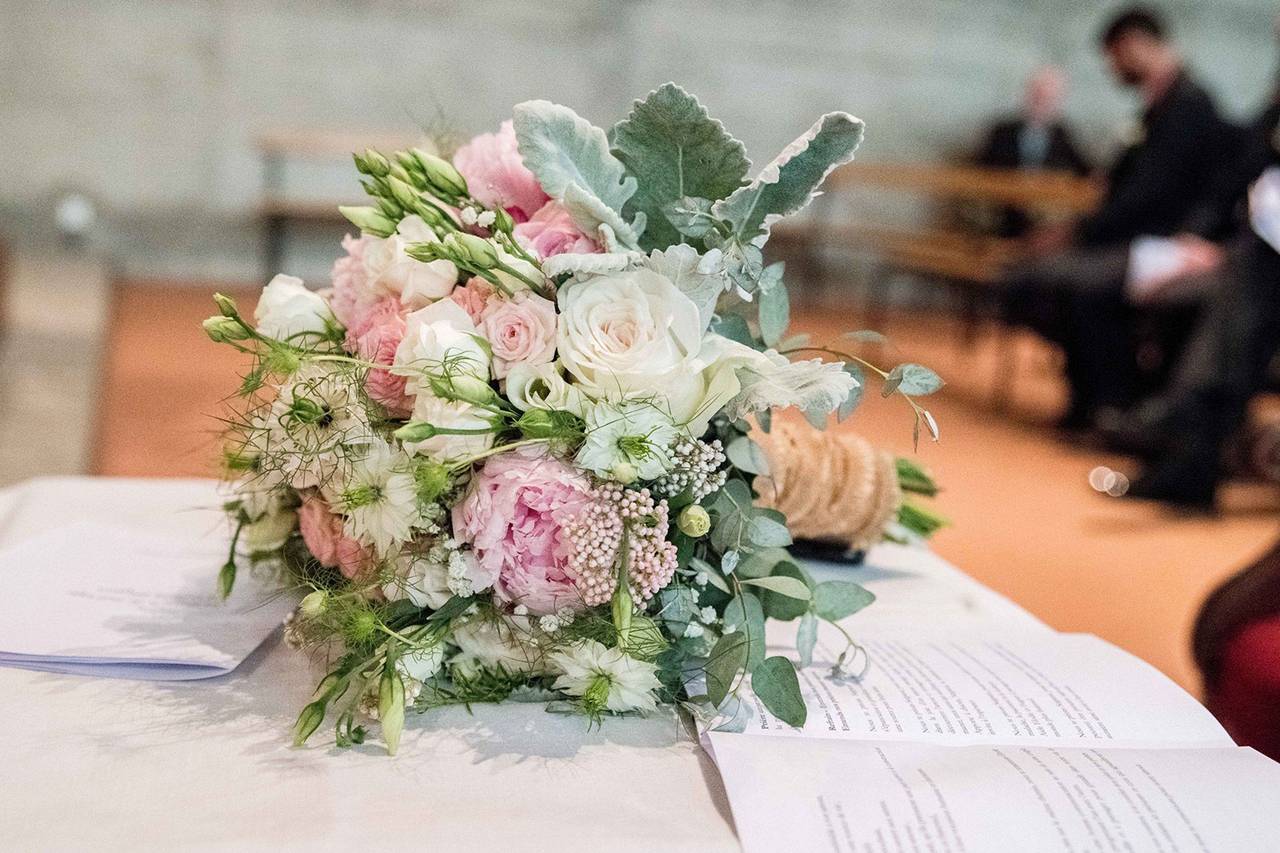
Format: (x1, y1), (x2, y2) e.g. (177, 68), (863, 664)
(751, 656), (807, 727)
(747, 514), (792, 548)
(710, 313), (755, 348)
(712, 112), (863, 243)
(705, 631), (749, 708)
(758, 561), (813, 622)
(898, 500), (948, 538)
(756, 262), (789, 346)
(725, 436), (769, 476)
(796, 612), (819, 668)
(723, 593), (766, 669)
(811, 581), (876, 622)
(895, 457), (939, 497)
(611, 83), (750, 251)
(512, 99), (644, 248)
(643, 244), (727, 332)
(883, 363), (944, 397)
(742, 575), (810, 600)
(838, 362), (865, 422)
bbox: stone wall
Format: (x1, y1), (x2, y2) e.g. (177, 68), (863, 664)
(1, 0), (1275, 279)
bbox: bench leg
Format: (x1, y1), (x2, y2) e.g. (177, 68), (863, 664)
(263, 216), (287, 281)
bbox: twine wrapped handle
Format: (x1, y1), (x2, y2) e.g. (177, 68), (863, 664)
(753, 419), (901, 551)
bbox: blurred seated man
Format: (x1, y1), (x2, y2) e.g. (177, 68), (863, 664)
(975, 66), (1091, 237)
(1001, 7), (1234, 430)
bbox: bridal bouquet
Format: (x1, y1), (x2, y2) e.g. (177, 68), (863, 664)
(206, 84), (943, 754)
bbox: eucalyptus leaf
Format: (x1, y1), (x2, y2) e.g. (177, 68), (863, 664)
(724, 593), (766, 669)
(759, 561), (812, 621)
(891, 363), (944, 396)
(843, 329), (887, 344)
(611, 83), (750, 251)
(726, 436), (770, 475)
(741, 574), (810, 600)
(711, 313), (757, 348)
(796, 612), (819, 668)
(751, 656), (807, 727)
(812, 581), (876, 621)
(735, 546), (787, 579)
(712, 112), (864, 243)
(756, 262), (789, 346)
(705, 631), (749, 708)
(747, 514), (792, 547)
(513, 99), (644, 247)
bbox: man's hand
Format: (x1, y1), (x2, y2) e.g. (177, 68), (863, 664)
(1025, 221), (1075, 256)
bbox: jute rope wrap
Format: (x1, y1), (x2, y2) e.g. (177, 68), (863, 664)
(753, 419), (901, 551)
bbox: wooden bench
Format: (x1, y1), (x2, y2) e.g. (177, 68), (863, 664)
(256, 131), (424, 279)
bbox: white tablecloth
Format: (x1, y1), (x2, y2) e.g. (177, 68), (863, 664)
(0, 478), (1047, 851)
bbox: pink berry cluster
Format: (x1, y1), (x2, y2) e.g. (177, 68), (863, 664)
(563, 481), (679, 607)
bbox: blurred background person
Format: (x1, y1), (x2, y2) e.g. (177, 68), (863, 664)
(974, 66), (1091, 238)
(1001, 6), (1236, 432)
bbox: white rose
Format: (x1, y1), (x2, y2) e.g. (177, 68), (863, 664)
(404, 393), (495, 461)
(397, 640), (446, 682)
(556, 268), (705, 421)
(504, 362), (587, 417)
(363, 215), (459, 308)
(383, 552), (452, 609)
(254, 274), (335, 341)
(393, 298), (490, 399)
(450, 614), (548, 677)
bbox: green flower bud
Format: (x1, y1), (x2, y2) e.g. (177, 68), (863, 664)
(449, 232), (500, 269)
(376, 197), (402, 219)
(338, 205), (396, 237)
(412, 198), (448, 229)
(299, 589), (328, 618)
(609, 461), (638, 484)
(490, 206), (515, 234)
(393, 421), (438, 442)
(388, 163), (414, 186)
(677, 505), (712, 538)
(413, 148), (468, 198)
(386, 175), (421, 210)
(516, 408), (582, 440)
(213, 292), (239, 318)
(291, 699), (327, 746)
(428, 371), (498, 407)
(361, 148), (391, 178)
(202, 315), (249, 343)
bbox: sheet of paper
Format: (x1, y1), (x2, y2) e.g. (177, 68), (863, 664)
(709, 734), (1280, 853)
(1126, 235), (1186, 300)
(0, 519), (296, 679)
(718, 632), (1231, 748)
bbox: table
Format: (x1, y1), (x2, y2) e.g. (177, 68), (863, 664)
(0, 479), (1047, 851)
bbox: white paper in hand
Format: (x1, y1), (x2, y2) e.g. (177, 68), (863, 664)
(1250, 166), (1280, 253)
(0, 521), (295, 679)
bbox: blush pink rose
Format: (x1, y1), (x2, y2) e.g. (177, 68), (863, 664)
(452, 120), (549, 222)
(514, 201), (600, 258)
(330, 233), (385, 338)
(480, 291), (557, 379)
(347, 299), (412, 417)
(452, 447), (592, 615)
(449, 277), (496, 324)
(298, 494), (374, 580)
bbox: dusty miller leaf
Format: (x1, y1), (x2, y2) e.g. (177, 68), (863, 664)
(642, 244), (727, 333)
(611, 83), (750, 251)
(712, 112), (863, 243)
(541, 250), (643, 279)
(513, 100), (644, 248)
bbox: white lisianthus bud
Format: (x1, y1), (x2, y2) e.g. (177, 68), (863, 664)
(242, 508), (297, 553)
(299, 589), (329, 619)
(203, 315), (248, 343)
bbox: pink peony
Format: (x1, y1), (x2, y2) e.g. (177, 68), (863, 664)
(449, 277), (496, 324)
(452, 120), (549, 222)
(347, 298), (412, 417)
(480, 291), (557, 379)
(514, 201), (600, 258)
(298, 494), (374, 580)
(452, 447), (593, 615)
(330, 233), (384, 338)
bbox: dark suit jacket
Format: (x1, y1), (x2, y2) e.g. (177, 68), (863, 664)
(976, 118), (1090, 236)
(1182, 99), (1280, 241)
(1078, 71), (1235, 247)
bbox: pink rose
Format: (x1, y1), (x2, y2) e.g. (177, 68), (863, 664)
(452, 448), (592, 615)
(480, 291), (557, 379)
(330, 234), (384, 338)
(514, 201), (600, 259)
(449, 277), (496, 324)
(347, 299), (412, 418)
(452, 120), (549, 222)
(298, 494), (374, 580)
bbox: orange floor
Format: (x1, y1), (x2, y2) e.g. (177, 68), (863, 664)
(93, 282), (1279, 694)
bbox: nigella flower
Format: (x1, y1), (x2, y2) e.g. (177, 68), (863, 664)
(325, 438), (420, 555)
(550, 640), (661, 714)
(265, 364), (372, 489)
(575, 401), (680, 482)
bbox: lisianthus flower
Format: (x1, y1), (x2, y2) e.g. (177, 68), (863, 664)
(504, 361), (588, 418)
(480, 290), (557, 379)
(240, 506), (297, 554)
(451, 120), (549, 222)
(392, 297), (490, 400)
(403, 394), (496, 462)
(363, 215), (460, 310)
(255, 274), (336, 342)
(576, 401), (680, 481)
(451, 447), (592, 615)
(550, 640), (661, 714)
(514, 201), (600, 258)
(325, 438), (420, 555)
(297, 493), (375, 580)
